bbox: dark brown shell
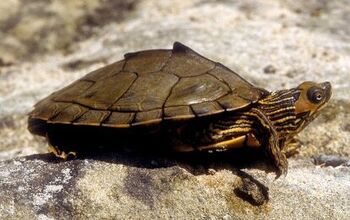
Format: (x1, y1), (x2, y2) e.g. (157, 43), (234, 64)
(28, 42), (267, 129)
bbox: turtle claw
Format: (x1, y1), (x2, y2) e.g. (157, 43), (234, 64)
(267, 137), (288, 179)
(273, 152), (288, 179)
(48, 145), (77, 160)
(274, 165), (288, 180)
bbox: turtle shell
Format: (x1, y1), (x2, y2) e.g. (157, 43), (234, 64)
(28, 42), (267, 133)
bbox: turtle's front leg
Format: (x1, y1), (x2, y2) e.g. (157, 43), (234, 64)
(247, 109), (288, 178)
(266, 131), (288, 178)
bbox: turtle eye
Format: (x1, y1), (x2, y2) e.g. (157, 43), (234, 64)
(307, 87), (324, 104)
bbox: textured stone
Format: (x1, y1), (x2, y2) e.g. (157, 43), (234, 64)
(0, 0), (138, 63)
(0, 155), (349, 219)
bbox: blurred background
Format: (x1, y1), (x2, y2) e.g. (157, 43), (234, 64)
(0, 0), (349, 160)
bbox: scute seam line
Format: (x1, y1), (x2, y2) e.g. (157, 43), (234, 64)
(106, 71), (139, 110)
(161, 76), (181, 121)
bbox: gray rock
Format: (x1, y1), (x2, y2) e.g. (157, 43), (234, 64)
(0, 0), (138, 63)
(0, 155), (349, 219)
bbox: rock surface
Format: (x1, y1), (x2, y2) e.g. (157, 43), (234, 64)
(0, 0), (137, 64)
(1, 154), (349, 219)
(0, 0), (349, 219)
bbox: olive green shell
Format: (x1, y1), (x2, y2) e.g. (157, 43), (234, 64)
(28, 42), (266, 128)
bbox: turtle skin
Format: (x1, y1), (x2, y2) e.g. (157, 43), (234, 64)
(28, 42), (267, 132)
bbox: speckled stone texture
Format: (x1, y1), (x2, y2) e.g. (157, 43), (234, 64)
(0, 0), (349, 219)
(1, 154), (349, 219)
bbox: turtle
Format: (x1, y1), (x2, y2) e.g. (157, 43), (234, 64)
(28, 42), (332, 177)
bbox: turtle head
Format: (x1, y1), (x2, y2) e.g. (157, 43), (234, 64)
(293, 81), (332, 131)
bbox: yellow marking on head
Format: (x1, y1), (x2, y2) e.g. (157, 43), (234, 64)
(295, 81), (332, 115)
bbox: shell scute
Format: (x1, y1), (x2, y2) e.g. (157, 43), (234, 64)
(133, 109), (163, 126)
(29, 101), (70, 121)
(164, 106), (195, 120)
(124, 50), (171, 74)
(162, 42), (215, 77)
(165, 74), (230, 107)
(217, 94), (251, 111)
(102, 112), (135, 128)
(191, 101), (224, 117)
(81, 60), (125, 81)
(52, 81), (93, 102)
(76, 71), (137, 109)
(111, 71), (178, 111)
(208, 64), (262, 101)
(48, 104), (89, 124)
(73, 110), (110, 126)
